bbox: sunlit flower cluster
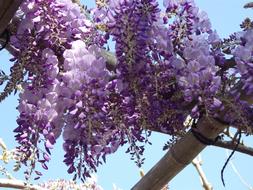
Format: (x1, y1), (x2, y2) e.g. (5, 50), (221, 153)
(5, 0), (253, 182)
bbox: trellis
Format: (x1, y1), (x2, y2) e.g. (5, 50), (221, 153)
(0, 1), (253, 190)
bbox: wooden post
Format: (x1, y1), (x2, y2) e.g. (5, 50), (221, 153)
(0, 0), (23, 35)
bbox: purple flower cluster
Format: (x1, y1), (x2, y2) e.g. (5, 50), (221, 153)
(61, 40), (123, 178)
(223, 29), (253, 131)
(7, 0), (253, 182)
(104, 0), (189, 137)
(172, 35), (222, 117)
(96, 0), (165, 163)
(163, 0), (211, 40)
(92, 0), (189, 167)
(233, 29), (253, 95)
(222, 100), (253, 132)
(15, 49), (62, 166)
(106, 0), (160, 73)
(39, 177), (103, 190)
(11, 0), (103, 177)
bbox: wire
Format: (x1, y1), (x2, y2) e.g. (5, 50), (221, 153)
(225, 150), (253, 190)
(220, 131), (241, 187)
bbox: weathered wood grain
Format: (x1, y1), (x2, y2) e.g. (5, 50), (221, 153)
(131, 117), (226, 190)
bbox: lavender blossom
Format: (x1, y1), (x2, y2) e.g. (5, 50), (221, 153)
(232, 29), (253, 95)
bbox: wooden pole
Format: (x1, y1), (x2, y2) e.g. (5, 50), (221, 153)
(131, 117), (226, 190)
(0, 0), (23, 35)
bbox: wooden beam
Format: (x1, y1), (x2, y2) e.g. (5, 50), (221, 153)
(0, 0), (23, 35)
(131, 117), (226, 190)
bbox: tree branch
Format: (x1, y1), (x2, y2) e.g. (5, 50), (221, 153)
(214, 140), (253, 156)
(0, 178), (46, 190)
(192, 156), (213, 190)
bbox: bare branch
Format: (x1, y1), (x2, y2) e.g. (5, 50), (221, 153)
(0, 178), (46, 190)
(192, 156), (213, 190)
(215, 140), (253, 157)
(0, 138), (7, 150)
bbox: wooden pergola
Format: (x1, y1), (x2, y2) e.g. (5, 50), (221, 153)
(0, 1), (22, 35)
(0, 1), (253, 190)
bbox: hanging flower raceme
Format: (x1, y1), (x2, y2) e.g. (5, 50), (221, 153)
(163, 0), (211, 42)
(232, 29), (253, 95)
(93, 0), (186, 167)
(106, 0), (191, 139)
(169, 34), (222, 118)
(223, 29), (253, 132)
(106, 0), (160, 74)
(11, 0), (102, 178)
(61, 40), (123, 179)
(15, 49), (62, 171)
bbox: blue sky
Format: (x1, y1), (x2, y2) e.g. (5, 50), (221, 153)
(1, 0), (253, 190)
